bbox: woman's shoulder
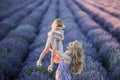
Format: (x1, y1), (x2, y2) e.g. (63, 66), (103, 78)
(63, 51), (72, 61)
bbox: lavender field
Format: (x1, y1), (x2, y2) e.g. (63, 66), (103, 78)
(0, 0), (120, 80)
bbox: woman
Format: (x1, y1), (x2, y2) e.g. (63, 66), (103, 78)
(52, 40), (84, 80)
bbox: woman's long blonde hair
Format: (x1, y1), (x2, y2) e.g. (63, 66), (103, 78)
(51, 18), (65, 29)
(70, 41), (84, 74)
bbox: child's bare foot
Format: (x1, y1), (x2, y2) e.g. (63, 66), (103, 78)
(37, 60), (42, 67)
(48, 65), (53, 72)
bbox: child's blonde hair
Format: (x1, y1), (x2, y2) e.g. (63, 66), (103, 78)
(51, 18), (65, 29)
(70, 40), (84, 74)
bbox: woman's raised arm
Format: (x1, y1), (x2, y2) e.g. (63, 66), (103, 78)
(52, 40), (71, 61)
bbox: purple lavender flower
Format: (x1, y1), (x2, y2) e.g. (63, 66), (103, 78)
(72, 70), (107, 80)
(109, 63), (120, 80)
(99, 41), (120, 70)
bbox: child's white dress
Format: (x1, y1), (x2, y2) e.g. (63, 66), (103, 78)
(45, 30), (64, 64)
(46, 30), (64, 53)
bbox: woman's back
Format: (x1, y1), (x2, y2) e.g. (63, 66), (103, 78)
(56, 60), (71, 80)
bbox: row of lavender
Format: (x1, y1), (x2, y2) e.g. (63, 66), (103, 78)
(74, 0), (120, 42)
(15, 0), (57, 80)
(0, 0), (34, 21)
(59, 0), (107, 80)
(82, 0), (120, 19)
(0, 0), (43, 40)
(87, 0), (120, 11)
(0, 0), (49, 79)
(68, 0), (120, 80)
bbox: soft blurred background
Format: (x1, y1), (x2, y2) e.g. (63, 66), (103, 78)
(0, 0), (120, 80)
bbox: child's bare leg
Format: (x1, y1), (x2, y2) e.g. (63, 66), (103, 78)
(48, 52), (54, 72)
(50, 53), (54, 67)
(37, 42), (50, 67)
(37, 49), (48, 66)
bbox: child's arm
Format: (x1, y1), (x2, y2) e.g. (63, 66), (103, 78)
(49, 31), (64, 41)
(48, 31), (59, 40)
(58, 30), (64, 41)
(52, 31), (64, 41)
(58, 34), (64, 41)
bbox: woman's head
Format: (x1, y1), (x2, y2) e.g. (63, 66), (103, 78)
(68, 40), (84, 74)
(51, 18), (65, 30)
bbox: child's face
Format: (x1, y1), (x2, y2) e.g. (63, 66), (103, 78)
(55, 25), (63, 30)
(55, 27), (59, 30)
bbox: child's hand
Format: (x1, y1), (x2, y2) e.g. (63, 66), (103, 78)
(55, 38), (60, 42)
(52, 33), (60, 39)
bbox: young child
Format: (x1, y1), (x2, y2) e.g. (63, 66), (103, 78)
(37, 19), (65, 72)
(52, 40), (84, 80)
